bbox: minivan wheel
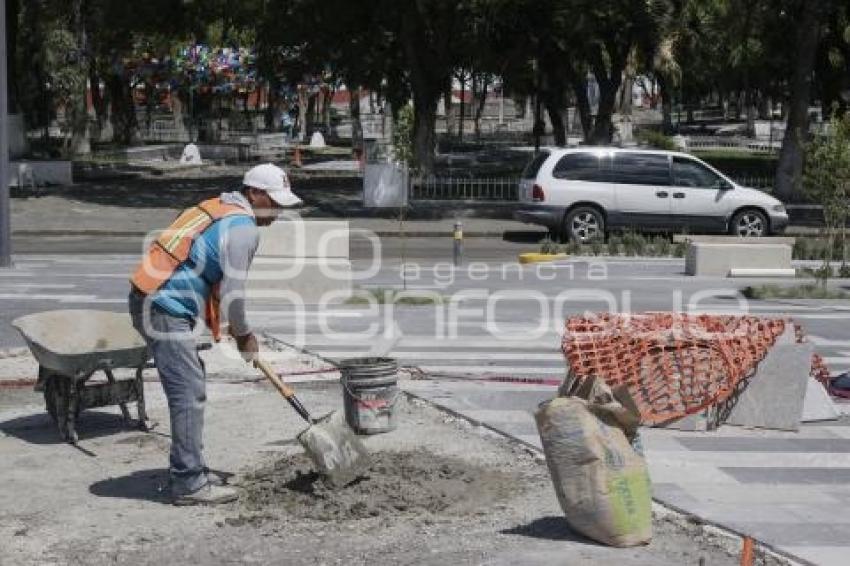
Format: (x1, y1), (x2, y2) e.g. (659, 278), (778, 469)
(565, 207), (605, 243)
(729, 209), (768, 237)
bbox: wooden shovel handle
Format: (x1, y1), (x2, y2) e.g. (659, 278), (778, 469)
(255, 359), (296, 399)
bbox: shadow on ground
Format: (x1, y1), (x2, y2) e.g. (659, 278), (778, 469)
(89, 468), (172, 504)
(0, 410), (138, 445)
(501, 516), (596, 544)
(502, 230), (548, 244)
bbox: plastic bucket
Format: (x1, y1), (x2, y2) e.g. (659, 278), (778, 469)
(340, 357), (399, 434)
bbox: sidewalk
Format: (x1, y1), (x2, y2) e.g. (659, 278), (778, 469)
(10, 194), (537, 238)
(0, 355), (745, 565)
(403, 378), (850, 566)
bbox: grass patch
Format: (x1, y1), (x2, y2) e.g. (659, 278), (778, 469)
(345, 288), (444, 306)
(741, 284), (850, 300)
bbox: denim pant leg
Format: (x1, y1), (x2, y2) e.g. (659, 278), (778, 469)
(129, 291), (208, 495)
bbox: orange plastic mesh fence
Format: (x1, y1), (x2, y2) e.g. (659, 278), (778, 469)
(562, 313), (827, 425)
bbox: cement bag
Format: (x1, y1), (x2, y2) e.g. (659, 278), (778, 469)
(535, 395), (652, 547)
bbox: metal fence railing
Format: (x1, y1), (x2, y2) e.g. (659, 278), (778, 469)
(727, 175), (775, 190)
(410, 176), (519, 201)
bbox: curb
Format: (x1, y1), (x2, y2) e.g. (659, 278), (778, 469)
(518, 252), (568, 264)
(11, 229), (523, 239)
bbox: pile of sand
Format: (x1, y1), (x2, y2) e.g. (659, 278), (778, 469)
(240, 450), (519, 521)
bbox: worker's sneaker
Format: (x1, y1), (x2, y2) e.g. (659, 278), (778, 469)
(172, 483), (239, 506)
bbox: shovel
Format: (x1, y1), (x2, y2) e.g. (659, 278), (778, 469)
(254, 358), (370, 487)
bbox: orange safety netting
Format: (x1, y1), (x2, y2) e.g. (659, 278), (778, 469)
(562, 313), (827, 426)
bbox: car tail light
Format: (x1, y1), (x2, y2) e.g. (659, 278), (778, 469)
(532, 184), (545, 202)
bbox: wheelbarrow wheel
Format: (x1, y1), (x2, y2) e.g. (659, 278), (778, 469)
(43, 376), (80, 423)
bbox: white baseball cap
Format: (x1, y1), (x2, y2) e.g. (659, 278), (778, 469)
(242, 163), (302, 207)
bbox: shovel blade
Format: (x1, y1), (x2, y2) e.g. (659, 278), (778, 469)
(296, 410), (370, 487)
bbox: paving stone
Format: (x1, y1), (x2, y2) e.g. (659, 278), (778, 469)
(724, 336), (815, 431)
(801, 377), (841, 422)
(720, 467), (850, 484)
(723, 522), (850, 547)
(677, 437), (850, 453)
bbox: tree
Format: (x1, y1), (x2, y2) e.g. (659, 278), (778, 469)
(397, 1), (471, 173)
(804, 114), (850, 285)
(775, 1), (830, 201)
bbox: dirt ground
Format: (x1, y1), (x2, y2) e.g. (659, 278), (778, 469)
(0, 376), (753, 566)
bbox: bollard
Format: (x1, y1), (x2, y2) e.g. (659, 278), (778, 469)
(453, 221), (463, 266)
(293, 146), (303, 167)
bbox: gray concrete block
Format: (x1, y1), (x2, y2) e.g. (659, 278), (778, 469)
(801, 378), (840, 423)
(673, 234), (796, 246)
(685, 242), (792, 276)
(724, 331), (814, 431)
(9, 160), (73, 187)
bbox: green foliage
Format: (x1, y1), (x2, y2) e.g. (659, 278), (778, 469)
(804, 114), (850, 285)
(345, 288), (443, 306)
(42, 28), (84, 110)
(392, 105), (415, 166)
(589, 239), (604, 256)
(607, 234), (623, 256)
(742, 284), (850, 300)
(539, 238), (561, 254)
(635, 129), (677, 150)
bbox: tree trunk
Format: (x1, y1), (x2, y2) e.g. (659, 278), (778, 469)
(544, 98), (566, 147)
(297, 85), (308, 141)
(68, 0), (90, 155)
(349, 86), (363, 152)
(473, 73), (489, 139)
(443, 87), (454, 139)
(412, 89), (438, 174)
(323, 86), (333, 133)
(571, 77), (592, 140)
(89, 65), (106, 142)
(657, 74), (673, 134)
(7, 0), (20, 113)
(106, 72), (139, 146)
(264, 79), (279, 131)
(458, 70), (465, 140)
(775, 1), (826, 201)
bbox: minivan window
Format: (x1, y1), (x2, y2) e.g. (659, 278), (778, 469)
(611, 153), (670, 186)
(672, 157), (722, 188)
(552, 153), (607, 181)
(521, 151), (551, 179)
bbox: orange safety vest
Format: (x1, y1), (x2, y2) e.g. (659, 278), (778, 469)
(130, 197), (254, 341)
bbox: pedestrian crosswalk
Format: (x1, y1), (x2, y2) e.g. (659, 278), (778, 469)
(3, 254), (850, 378)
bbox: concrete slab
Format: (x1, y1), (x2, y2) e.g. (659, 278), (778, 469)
(685, 242), (792, 277)
(724, 336), (813, 431)
(801, 378), (841, 422)
(674, 234), (796, 246)
(9, 160), (73, 187)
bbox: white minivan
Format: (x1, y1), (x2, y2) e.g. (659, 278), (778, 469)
(514, 147), (788, 243)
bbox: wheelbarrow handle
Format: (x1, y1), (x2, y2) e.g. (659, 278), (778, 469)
(254, 359), (313, 424)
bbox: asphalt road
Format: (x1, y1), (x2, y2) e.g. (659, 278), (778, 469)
(2, 250), (849, 381)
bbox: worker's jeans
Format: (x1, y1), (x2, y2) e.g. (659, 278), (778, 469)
(128, 290), (208, 496)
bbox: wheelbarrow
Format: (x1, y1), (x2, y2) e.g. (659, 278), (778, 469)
(12, 310), (150, 444)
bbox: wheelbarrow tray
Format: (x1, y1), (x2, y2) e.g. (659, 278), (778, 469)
(12, 310), (148, 377)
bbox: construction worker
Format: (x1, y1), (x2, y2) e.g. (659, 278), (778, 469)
(128, 163), (301, 505)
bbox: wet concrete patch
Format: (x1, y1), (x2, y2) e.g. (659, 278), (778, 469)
(240, 450), (520, 521)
